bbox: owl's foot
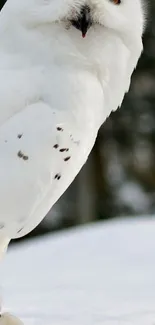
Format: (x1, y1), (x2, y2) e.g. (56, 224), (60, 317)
(0, 313), (23, 325)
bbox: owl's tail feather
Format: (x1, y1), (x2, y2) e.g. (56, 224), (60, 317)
(0, 235), (10, 261)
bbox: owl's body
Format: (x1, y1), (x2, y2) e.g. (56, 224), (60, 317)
(0, 0), (144, 242)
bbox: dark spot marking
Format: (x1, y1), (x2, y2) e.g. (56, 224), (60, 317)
(18, 150), (23, 158)
(57, 127), (63, 132)
(59, 148), (69, 152)
(17, 134), (23, 139)
(54, 173), (61, 180)
(17, 227), (24, 234)
(64, 156), (71, 162)
(53, 144), (59, 149)
(5, 140), (7, 143)
(0, 223), (4, 229)
(17, 150), (29, 161)
(59, 148), (67, 152)
(23, 155), (29, 161)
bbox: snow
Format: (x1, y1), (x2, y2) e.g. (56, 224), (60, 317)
(0, 217), (155, 325)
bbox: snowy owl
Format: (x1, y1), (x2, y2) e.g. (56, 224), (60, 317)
(0, 0), (145, 321)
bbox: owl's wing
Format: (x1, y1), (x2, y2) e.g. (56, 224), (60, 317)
(125, 41), (143, 95)
(0, 101), (85, 238)
(111, 40), (143, 112)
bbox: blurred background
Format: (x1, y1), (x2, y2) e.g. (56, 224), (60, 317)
(1, 0), (154, 241)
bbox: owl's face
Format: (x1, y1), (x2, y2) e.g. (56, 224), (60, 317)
(65, 0), (145, 38)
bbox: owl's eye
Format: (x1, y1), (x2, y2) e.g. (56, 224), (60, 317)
(112, 0), (121, 4)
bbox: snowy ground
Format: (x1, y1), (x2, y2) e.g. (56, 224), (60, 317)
(0, 217), (155, 325)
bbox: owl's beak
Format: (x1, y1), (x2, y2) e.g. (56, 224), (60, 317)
(70, 6), (92, 38)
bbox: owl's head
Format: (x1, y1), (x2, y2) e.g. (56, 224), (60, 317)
(2, 0), (146, 57)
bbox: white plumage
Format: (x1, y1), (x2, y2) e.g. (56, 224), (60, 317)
(0, 0), (145, 266)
